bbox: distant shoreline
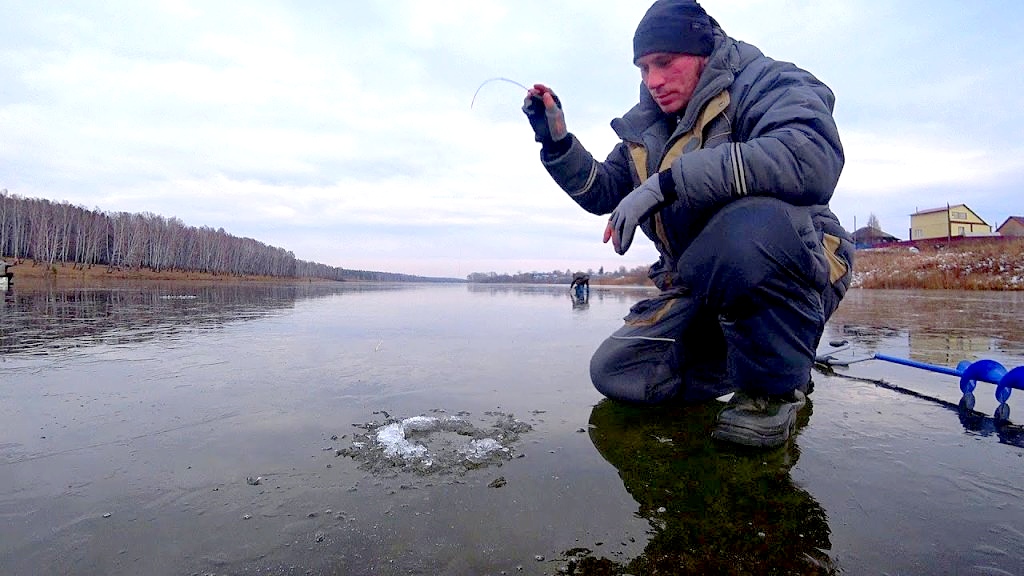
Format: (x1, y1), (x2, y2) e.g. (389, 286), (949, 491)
(5, 260), (331, 286)
(6, 236), (1024, 290)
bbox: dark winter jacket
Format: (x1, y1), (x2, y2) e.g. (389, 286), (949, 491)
(541, 25), (854, 295)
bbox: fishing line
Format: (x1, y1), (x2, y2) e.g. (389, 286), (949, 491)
(470, 77), (530, 109)
(818, 351), (1024, 421)
(815, 363), (1024, 447)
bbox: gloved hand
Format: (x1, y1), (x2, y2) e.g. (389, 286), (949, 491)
(522, 84), (566, 144)
(604, 172), (667, 255)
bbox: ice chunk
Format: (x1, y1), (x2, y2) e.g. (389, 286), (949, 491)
(459, 437), (505, 460)
(375, 417), (439, 458)
(401, 416), (439, 432)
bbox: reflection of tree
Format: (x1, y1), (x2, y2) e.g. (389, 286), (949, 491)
(829, 291), (1024, 347)
(571, 399), (836, 575)
(907, 331), (997, 368)
(0, 283), (346, 355)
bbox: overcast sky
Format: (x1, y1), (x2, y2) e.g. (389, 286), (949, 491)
(3, 1), (1023, 278)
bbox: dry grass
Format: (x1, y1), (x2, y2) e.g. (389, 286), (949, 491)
(4, 259), (320, 286)
(852, 238), (1024, 290)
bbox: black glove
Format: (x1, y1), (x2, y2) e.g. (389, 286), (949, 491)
(522, 91), (566, 144)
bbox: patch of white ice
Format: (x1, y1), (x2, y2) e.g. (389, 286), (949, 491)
(458, 437), (505, 460)
(375, 417), (438, 458)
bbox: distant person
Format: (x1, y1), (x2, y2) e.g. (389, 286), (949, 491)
(569, 272), (590, 294)
(569, 271), (590, 308)
(522, 0), (854, 447)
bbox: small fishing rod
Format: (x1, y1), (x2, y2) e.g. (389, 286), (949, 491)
(817, 345), (1024, 422)
(470, 77), (530, 109)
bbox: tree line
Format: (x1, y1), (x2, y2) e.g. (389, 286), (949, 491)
(0, 189), (444, 282)
(467, 265), (652, 285)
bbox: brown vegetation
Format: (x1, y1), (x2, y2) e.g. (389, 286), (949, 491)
(5, 258), (316, 286)
(593, 269), (656, 286)
(852, 238), (1024, 290)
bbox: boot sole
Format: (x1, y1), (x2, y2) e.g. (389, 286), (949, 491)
(711, 396), (806, 448)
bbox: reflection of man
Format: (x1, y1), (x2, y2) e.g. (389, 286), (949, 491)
(580, 398), (835, 574)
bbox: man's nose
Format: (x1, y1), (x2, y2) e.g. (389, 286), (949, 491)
(645, 69), (664, 90)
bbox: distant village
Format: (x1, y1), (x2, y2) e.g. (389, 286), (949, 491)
(854, 204), (1023, 249)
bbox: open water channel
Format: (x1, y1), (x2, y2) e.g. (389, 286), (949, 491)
(1, 282), (1022, 575)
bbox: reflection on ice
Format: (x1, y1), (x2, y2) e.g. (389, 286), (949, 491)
(1, 283), (340, 355)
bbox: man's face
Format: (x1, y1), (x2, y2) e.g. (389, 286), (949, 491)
(637, 52), (707, 114)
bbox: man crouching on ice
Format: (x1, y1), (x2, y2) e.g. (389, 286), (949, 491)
(522, 0), (854, 448)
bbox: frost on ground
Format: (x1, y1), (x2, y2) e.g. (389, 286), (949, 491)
(336, 410), (533, 476)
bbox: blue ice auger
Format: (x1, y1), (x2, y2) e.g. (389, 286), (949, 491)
(820, 349), (1024, 422)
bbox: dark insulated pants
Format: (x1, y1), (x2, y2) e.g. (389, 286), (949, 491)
(590, 197), (836, 404)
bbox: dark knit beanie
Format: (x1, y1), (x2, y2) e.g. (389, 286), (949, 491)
(633, 0), (714, 63)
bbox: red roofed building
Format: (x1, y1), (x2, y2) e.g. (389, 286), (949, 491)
(997, 216), (1024, 237)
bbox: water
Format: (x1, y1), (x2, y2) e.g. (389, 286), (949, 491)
(1, 283), (1022, 575)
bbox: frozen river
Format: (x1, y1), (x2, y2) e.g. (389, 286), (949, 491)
(1, 283), (1022, 575)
